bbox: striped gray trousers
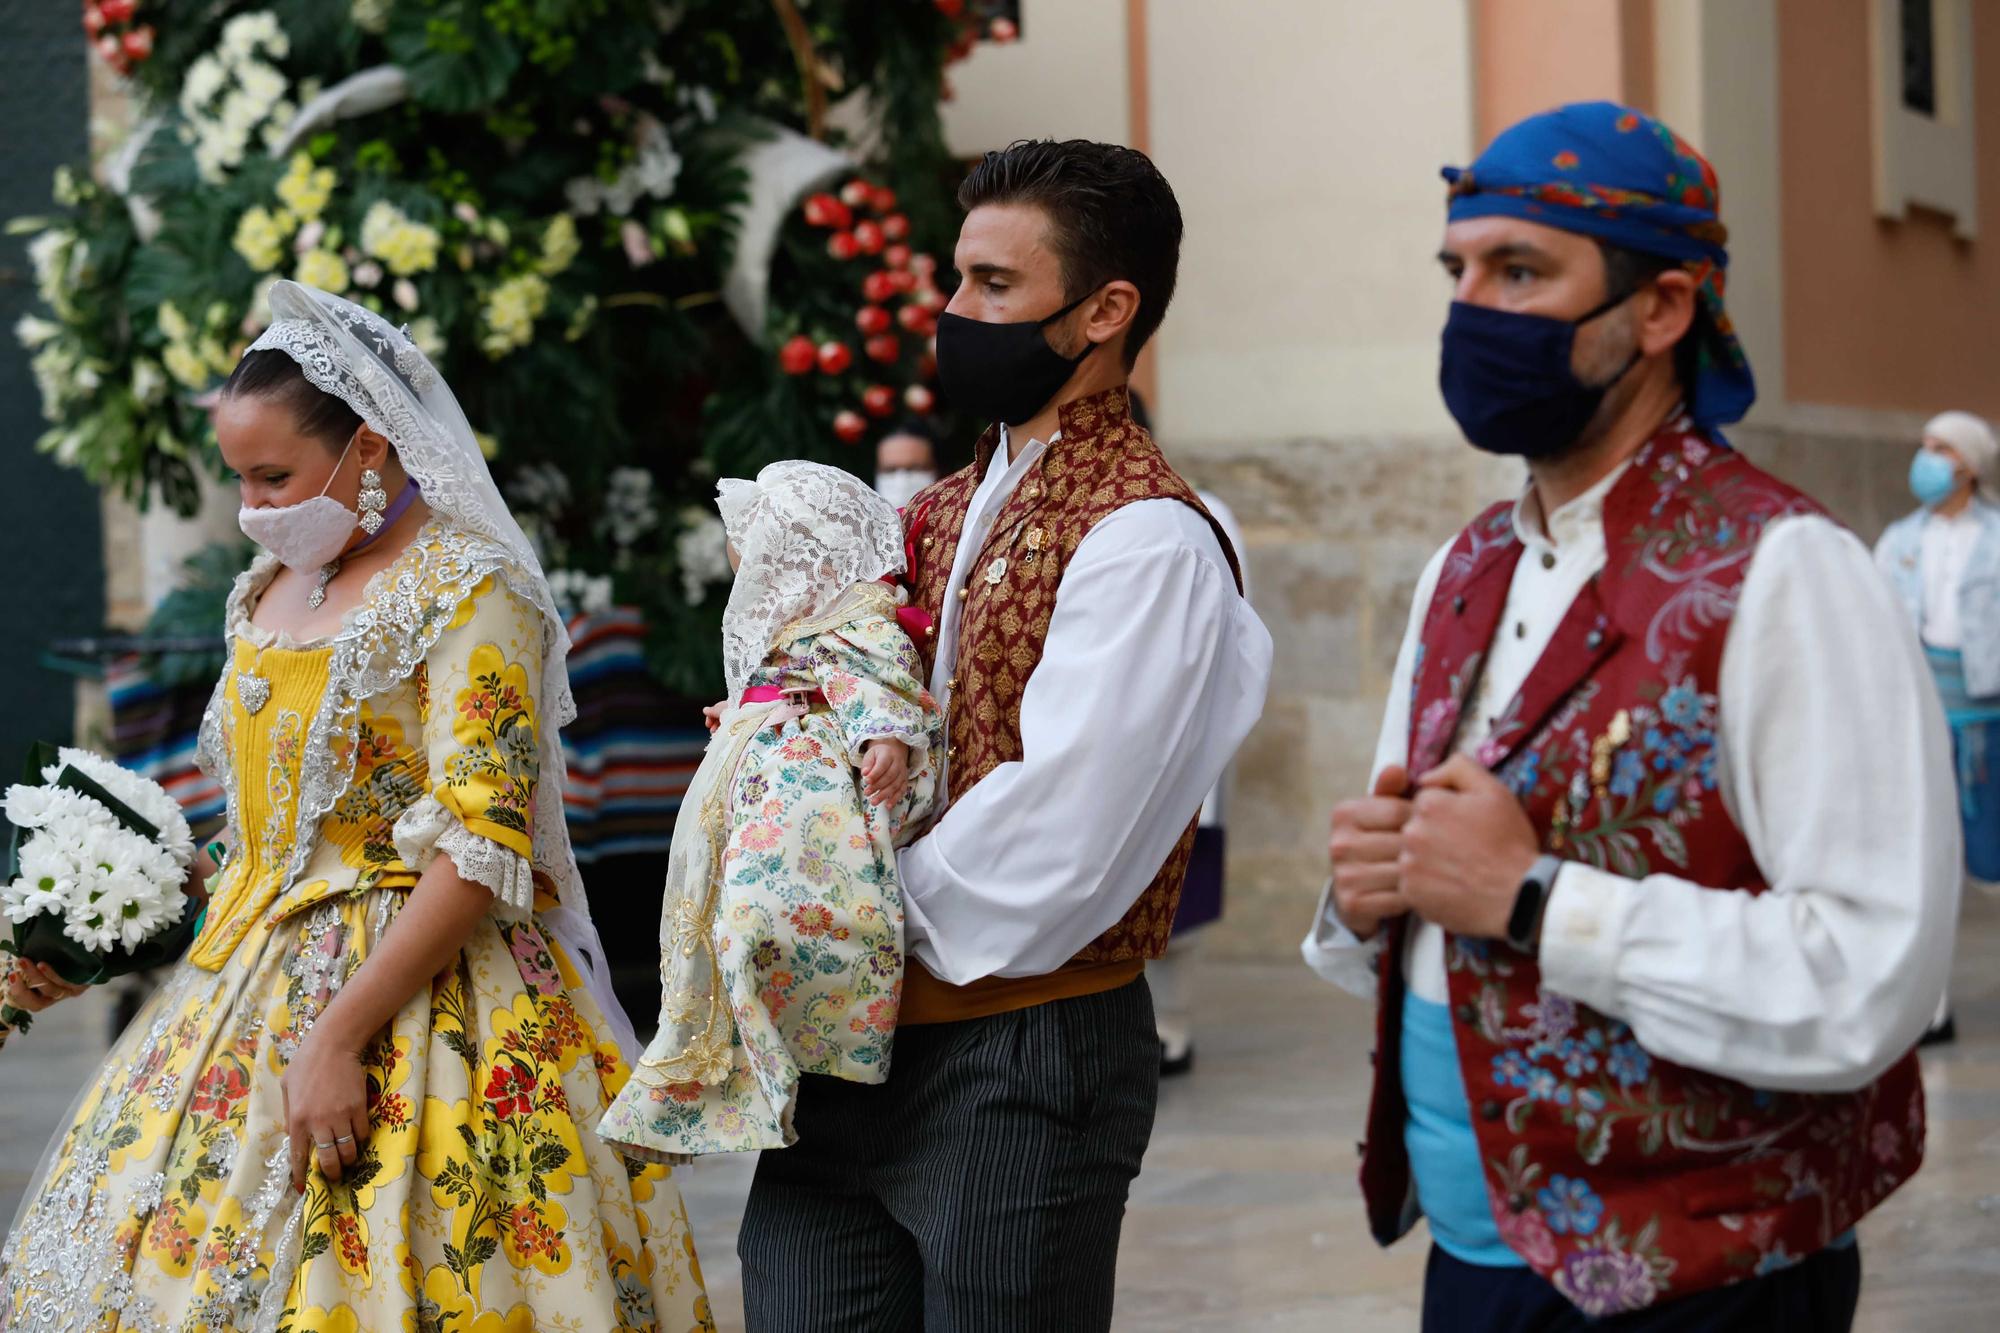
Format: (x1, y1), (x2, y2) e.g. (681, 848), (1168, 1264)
(737, 977), (1160, 1331)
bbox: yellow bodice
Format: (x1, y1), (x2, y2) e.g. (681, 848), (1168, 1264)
(188, 637), (335, 969)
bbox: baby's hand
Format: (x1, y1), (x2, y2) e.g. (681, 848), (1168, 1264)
(861, 739), (910, 808)
(702, 700), (728, 734)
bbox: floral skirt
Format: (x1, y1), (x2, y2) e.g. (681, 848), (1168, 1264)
(0, 888), (712, 1333)
(598, 708), (908, 1161)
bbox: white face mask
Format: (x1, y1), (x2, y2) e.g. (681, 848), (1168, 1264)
(875, 468), (936, 511)
(237, 432), (360, 574)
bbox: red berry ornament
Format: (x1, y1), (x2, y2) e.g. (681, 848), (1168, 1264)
(779, 335), (818, 376)
(802, 193), (842, 228)
(840, 179), (873, 209)
(834, 410), (868, 444)
(881, 214), (910, 243)
(100, 0), (134, 22)
(897, 304), (931, 333)
(862, 385), (896, 418)
(827, 231), (860, 261)
(856, 306), (892, 336)
(817, 341), (854, 375)
(862, 270), (898, 305)
(990, 17), (1019, 43)
(884, 243), (913, 271)
(935, 0), (965, 18)
(866, 334), (902, 365)
(82, 5), (106, 37)
(872, 188), (899, 214)
(121, 25), (153, 59)
(904, 384), (936, 414)
(853, 221), (885, 256)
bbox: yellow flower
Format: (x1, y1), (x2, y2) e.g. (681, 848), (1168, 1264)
(156, 301), (192, 344)
(295, 248), (351, 294)
(537, 214), (579, 276)
(275, 152), (337, 220)
(233, 206), (290, 271)
(478, 273), (550, 359)
(475, 430), (500, 460)
(162, 341), (212, 390)
(361, 201), (442, 276)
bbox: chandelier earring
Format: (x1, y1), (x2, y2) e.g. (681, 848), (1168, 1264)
(358, 467), (389, 536)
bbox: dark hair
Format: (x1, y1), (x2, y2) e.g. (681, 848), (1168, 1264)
(1596, 240), (1705, 395)
(221, 348), (361, 450)
(957, 139), (1183, 368)
(883, 416), (941, 450)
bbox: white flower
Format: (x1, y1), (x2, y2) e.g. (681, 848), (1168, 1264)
(507, 462), (571, 517)
(13, 314), (59, 349)
(236, 63), (287, 117)
(131, 359), (167, 405)
(406, 317), (446, 360)
(43, 747), (195, 865)
(351, 0), (393, 34)
(182, 55), (227, 113)
(351, 259), (384, 289)
(675, 509), (732, 604)
(601, 467), (659, 550)
(392, 278), (419, 312)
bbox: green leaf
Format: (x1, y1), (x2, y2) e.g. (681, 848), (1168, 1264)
(462, 1233), (499, 1271)
(388, 2), (524, 114)
(302, 1230), (331, 1262)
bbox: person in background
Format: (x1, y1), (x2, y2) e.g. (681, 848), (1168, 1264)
(875, 417), (941, 510)
(1130, 390), (1252, 1077)
(1874, 408), (2000, 1046)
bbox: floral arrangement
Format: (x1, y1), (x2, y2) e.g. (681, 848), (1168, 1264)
(0, 745), (199, 1038)
(15, 1), (984, 698)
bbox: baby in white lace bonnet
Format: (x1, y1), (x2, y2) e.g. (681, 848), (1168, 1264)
(598, 460), (944, 1159)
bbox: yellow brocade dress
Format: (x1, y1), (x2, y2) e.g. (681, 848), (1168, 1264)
(0, 524), (712, 1333)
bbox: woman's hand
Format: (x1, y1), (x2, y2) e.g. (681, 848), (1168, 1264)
(861, 739), (910, 808)
(281, 1029), (370, 1192)
(702, 700), (729, 734)
(3, 959), (87, 1014)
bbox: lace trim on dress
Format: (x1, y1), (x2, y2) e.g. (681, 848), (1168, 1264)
(391, 795), (536, 911)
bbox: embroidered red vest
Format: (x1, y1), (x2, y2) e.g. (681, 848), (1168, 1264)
(903, 387), (1241, 978)
(1359, 424), (1925, 1316)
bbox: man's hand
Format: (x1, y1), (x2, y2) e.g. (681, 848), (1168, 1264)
(1328, 764), (1414, 940)
(861, 738), (910, 808)
(1400, 755), (1541, 940)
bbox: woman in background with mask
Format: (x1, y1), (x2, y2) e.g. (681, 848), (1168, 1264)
(873, 417), (940, 510)
(1875, 409), (2000, 1045)
(0, 282), (713, 1331)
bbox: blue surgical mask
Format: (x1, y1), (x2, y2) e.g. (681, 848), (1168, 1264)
(1439, 293), (1639, 458)
(1910, 450), (1962, 508)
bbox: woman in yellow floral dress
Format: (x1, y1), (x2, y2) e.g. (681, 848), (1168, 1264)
(0, 283), (712, 1333)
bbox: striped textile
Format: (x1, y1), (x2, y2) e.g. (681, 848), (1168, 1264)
(558, 609), (708, 862)
(737, 978), (1161, 1332)
(101, 608), (708, 863)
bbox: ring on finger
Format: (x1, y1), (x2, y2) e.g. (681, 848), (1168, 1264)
(314, 1141), (339, 1152)
(334, 1134), (356, 1147)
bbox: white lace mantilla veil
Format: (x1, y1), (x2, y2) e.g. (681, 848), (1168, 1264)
(245, 280), (635, 1054)
(716, 460), (908, 698)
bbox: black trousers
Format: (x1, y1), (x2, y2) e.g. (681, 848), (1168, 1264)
(1422, 1241), (1862, 1333)
(737, 977), (1160, 1332)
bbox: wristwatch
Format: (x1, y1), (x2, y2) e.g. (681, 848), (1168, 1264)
(1505, 854), (1565, 953)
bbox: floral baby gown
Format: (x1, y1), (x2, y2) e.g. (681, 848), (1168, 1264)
(597, 582), (941, 1159)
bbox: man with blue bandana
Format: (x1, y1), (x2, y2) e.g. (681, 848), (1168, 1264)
(1307, 102), (1960, 1329)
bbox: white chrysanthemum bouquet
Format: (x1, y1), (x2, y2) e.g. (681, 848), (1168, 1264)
(1, 744), (200, 1035)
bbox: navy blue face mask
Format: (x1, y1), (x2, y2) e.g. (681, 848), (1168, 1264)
(1438, 290), (1640, 459)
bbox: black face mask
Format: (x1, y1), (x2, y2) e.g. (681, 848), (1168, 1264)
(935, 289), (1100, 427)
(1438, 289), (1640, 459)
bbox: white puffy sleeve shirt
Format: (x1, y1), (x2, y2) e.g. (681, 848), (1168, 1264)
(1303, 500), (1960, 1095)
(898, 431), (1274, 984)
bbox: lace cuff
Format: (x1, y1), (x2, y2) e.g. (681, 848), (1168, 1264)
(392, 796), (536, 911)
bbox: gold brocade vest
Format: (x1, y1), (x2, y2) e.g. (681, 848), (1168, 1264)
(900, 386), (1242, 1021)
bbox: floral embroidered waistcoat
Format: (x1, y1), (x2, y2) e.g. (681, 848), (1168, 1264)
(904, 386), (1241, 965)
(1360, 425), (1924, 1315)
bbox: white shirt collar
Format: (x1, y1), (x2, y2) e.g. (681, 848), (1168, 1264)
(1513, 458), (1635, 552)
